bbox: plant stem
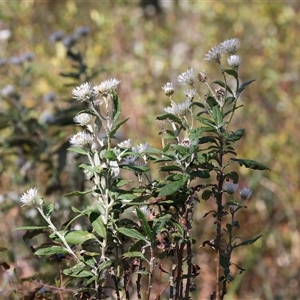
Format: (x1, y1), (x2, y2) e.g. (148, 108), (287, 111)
(215, 134), (225, 300)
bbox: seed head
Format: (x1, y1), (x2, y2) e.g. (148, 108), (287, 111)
(93, 78), (120, 95)
(74, 113), (93, 126)
(162, 82), (174, 96)
(227, 55), (241, 70)
(239, 187), (253, 201)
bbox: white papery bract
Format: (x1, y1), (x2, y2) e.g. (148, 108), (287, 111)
(205, 46), (222, 63)
(93, 78), (120, 95)
(74, 113), (92, 126)
(162, 82), (174, 96)
(239, 187), (253, 201)
(20, 187), (43, 208)
(227, 55), (241, 70)
(70, 131), (94, 148)
(223, 183), (239, 195)
(72, 82), (93, 102)
(178, 68), (197, 86)
(220, 38), (240, 55)
(164, 99), (192, 116)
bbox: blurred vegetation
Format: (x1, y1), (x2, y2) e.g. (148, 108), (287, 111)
(0, 1), (299, 299)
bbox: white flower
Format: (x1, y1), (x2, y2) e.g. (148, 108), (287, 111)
(93, 78), (120, 95)
(123, 155), (138, 165)
(239, 187), (253, 201)
(177, 68), (197, 86)
(118, 139), (132, 148)
(220, 38), (240, 55)
(163, 99), (192, 115)
(69, 131), (94, 148)
(20, 187), (43, 208)
(73, 113), (92, 126)
(162, 82), (174, 96)
(205, 46), (222, 63)
(1, 84), (15, 98)
(227, 55), (241, 70)
(72, 82), (93, 102)
(223, 183), (239, 195)
(134, 143), (149, 153)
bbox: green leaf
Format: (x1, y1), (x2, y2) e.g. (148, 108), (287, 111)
(226, 171), (239, 183)
(230, 158), (270, 171)
(45, 203), (55, 217)
(160, 165), (183, 172)
(197, 116), (216, 128)
(235, 235), (263, 247)
(202, 190), (213, 200)
(190, 170), (210, 179)
(34, 246), (69, 256)
(227, 129), (245, 142)
(112, 91), (121, 123)
(63, 264), (95, 278)
(135, 207), (152, 240)
(212, 106), (223, 127)
(116, 179), (133, 187)
(117, 227), (148, 243)
(50, 230), (96, 245)
(156, 113), (183, 125)
(13, 226), (48, 231)
(158, 174), (188, 197)
(103, 149), (118, 160)
(64, 190), (92, 197)
(121, 165), (150, 173)
(223, 69), (238, 80)
(67, 147), (87, 155)
(237, 79), (255, 95)
(212, 80), (234, 95)
(89, 212), (106, 238)
(123, 251), (146, 260)
(98, 259), (112, 273)
(109, 118), (129, 138)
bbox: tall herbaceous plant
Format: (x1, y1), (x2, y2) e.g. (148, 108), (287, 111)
(17, 38), (269, 300)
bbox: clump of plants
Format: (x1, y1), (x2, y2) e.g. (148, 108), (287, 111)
(16, 38), (269, 300)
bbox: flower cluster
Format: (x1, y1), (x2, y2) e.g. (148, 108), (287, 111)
(20, 188), (43, 208)
(205, 38), (241, 69)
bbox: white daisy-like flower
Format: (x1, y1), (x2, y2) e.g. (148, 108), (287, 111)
(220, 38), (240, 55)
(162, 82), (174, 96)
(117, 139), (132, 149)
(227, 55), (241, 70)
(177, 68), (197, 86)
(205, 46), (222, 63)
(163, 99), (192, 115)
(239, 187), (253, 201)
(20, 187), (43, 208)
(93, 78), (121, 95)
(73, 113), (92, 126)
(134, 143), (149, 153)
(69, 131), (94, 148)
(72, 82), (93, 102)
(223, 183), (239, 195)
